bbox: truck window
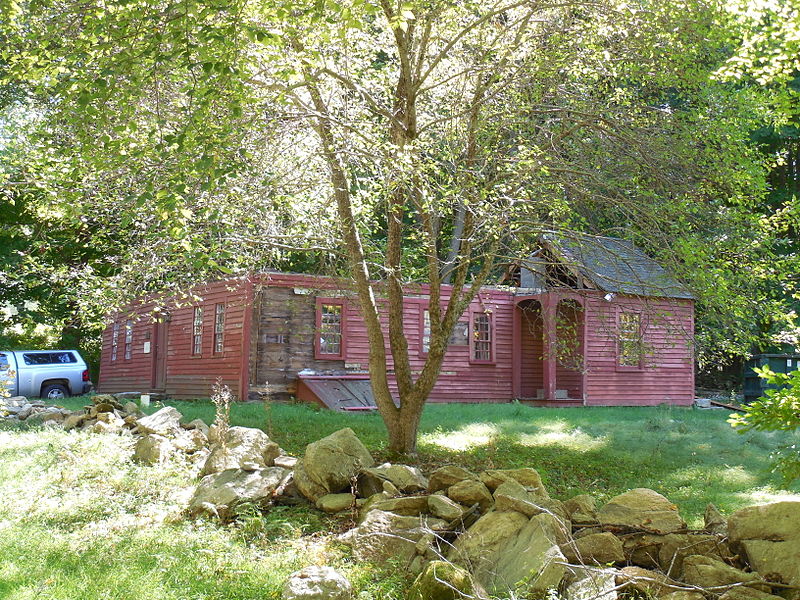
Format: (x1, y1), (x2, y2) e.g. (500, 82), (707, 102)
(22, 352), (76, 365)
(0, 354), (8, 369)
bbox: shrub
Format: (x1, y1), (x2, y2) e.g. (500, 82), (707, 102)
(729, 366), (800, 483)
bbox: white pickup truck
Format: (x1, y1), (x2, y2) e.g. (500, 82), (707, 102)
(0, 350), (92, 400)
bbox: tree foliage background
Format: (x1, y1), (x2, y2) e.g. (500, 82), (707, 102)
(0, 0), (798, 397)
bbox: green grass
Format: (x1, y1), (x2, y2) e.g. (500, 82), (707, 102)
(3, 398), (800, 599)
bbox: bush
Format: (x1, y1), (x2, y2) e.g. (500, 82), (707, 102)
(729, 366), (800, 483)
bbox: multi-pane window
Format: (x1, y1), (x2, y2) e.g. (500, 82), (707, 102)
(319, 303), (342, 356)
(472, 312), (492, 361)
(619, 311), (643, 367)
(192, 307), (203, 355)
(421, 309), (431, 353)
(214, 303), (225, 353)
(111, 322), (120, 361)
(124, 320), (133, 360)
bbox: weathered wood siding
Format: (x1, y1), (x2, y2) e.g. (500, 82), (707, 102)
(97, 279), (251, 399)
(519, 301), (544, 398)
(583, 293), (694, 406)
(254, 273), (516, 403)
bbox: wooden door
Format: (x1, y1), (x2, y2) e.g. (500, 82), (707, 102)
(152, 320), (169, 391)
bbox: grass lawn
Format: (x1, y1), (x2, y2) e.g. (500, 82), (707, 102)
(2, 398), (799, 599)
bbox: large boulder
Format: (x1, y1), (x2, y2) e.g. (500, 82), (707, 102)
(316, 493), (356, 514)
(483, 513), (567, 598)
(480, 468), (549, 497)
(427, 495), (466, 522)
(681, 555), (770, 593)
(616, 566), (676, 598)
(134, 434), (175, 464)
(361, 495), (429, 517)
(408, 561), (481, 600)
(561, 532), (625, 566)
(188, 467), (289, 520)
(598, 488), (686, 534)
(341, 509), (447, 565)
(282, 566), (352, 600)
(447, 480), (493, 512)
(136, 406), (183, 436)
(719, 588), (788, 600)
(428, 466), (478, 493)
(657, 534), (733, 577)
(564, 495), (599, 525)
(359, 464), (428, 495)
(449, 510), (529, 567)
(564, 567), (618, 600)
(293, 428), (374, 502)
(200, 426), (280, 475)
(728, 501), (800, 595)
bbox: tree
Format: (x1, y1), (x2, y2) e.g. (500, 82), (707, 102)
(0, 0), (779, 452)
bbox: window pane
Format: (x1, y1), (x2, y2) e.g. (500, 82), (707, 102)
(125, 320), (133, 359)
(473, 313), (492, 361)
(319, 304), (342, 355)
(619, 312), (642, 366)
(422, 310), (431, 353)
(193, 307), (203, 355)
(214, 303), (225, 353)
(111, 322), (119, 361)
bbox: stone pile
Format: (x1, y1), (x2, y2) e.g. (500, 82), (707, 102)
(1, 395), (74, 424)
(4, 397), (799, 600)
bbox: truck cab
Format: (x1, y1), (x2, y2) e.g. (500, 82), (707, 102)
(0, 350), (92, 399)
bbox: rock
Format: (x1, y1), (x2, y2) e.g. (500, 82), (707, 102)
(17, 404), (33, 420)
(94, 402), (116, 413)
(493, 479), (543, 517)
(564, 567), (618, 600)
(274, 455), (298, 470)
(622, 533), (666, 568)
(188, 467), (289, 520)
(174, 429), (208, 453)
(91, 394), (121, 407)
(363, 495), (429, 517)
(408, 561), (480, 600)
(427, 495), (465, 522)
(185, 418), (210, 435)
(705, 503), (727, 536)
(598, 488), (686, 534)
(719, 588), (788, 600)
(134, 434), (175, 464)
(41, 411), (64, 423)
(728, 502), (800, 593)
(428, 466), (478, 493)
(616, 566), (675, 597)
(382, 480), (399, 497)
(657, 534), (733, 577)
(480, 468), (549, 497)
(282, 566), (352, 600)
(123, 401), (142, 416)
(63, 413), (88, 431)
(136, 407), (183, 436)
(200, 426), (280, 475)
(360, 463), (428, 495)
(447, 480), (493, 512)
(681, 555), (770, 593)
(661, 592), (705, 600)
(317, 493), (356, 514)
(449, 510), (529, 567)
(481, 513), (567, 598)
(342, 509), (448, 564)
(728, 501), (800, 542)
(92, 419), (121, 433)
(293, 428), (374, 502)
(561, 532), (625, 565)
(565, 494), (599, 524)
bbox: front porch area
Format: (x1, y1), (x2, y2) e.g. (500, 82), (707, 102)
(513, 292), (587, 405)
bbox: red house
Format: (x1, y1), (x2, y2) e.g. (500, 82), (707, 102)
(97, 233), (695, 407)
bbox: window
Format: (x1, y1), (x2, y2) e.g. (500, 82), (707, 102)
(111, 322), (119, 361)
(618, 311), (643, 367)
(316, 300), (344, 358)
(214, 303), (225, 353)
(124, 320), (133, 359)
(192, 307), (203, 355)
(22, 352), (77, 365)
(471, 311), (493, 362)
(421, 309), (431, 354)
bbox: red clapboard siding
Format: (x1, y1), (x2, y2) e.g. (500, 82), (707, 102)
(99, 271), (695, 406)
(98, 278), (251, 399)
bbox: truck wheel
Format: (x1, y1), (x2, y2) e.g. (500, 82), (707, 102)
(41, 383), (69, 400)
